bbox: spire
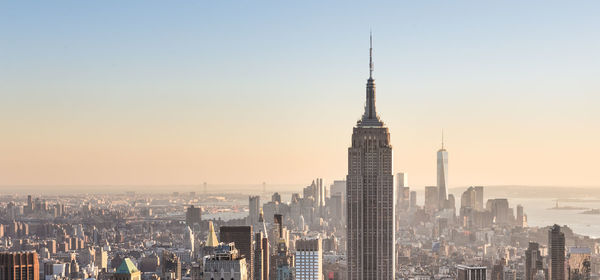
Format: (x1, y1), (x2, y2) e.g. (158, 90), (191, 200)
(206, 221), (219, 247)
(358, 32), (383, 127)
(369, 31), (373, 79)
(442, 129), (444, 149)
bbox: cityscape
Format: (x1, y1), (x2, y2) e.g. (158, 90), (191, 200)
(1, 2), (599, 280)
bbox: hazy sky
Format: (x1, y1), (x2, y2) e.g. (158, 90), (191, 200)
(1, 1), (599, 188)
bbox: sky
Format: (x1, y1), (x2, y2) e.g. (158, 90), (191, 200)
(1, 1), (599, 189)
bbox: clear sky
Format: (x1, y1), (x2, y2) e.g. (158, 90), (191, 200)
(1, 1), (599, 188)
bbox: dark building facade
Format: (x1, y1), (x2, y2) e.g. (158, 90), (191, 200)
(346, 35), (395, 280)
(549, 224), (566, 280)
(219, 226), (253, 280)
(526, 242), (543, 280)
(0, 252), (39, 280)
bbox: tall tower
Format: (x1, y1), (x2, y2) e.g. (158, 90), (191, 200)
(548, 224), (566, 280)
(437, 131), (448, 209)
(346, 34), (395, 280)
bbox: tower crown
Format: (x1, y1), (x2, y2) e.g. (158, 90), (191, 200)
(358, 32), (383, 127)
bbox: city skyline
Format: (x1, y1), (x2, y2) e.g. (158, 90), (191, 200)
(2, 1), (599, 188)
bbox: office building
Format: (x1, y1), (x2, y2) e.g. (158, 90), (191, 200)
(219, 226), (253, 280)
(410, 191), (417, 208)
(526, 242), (543, 280)
(203, 243), (247, 280)
(254, 231), (269, 280)
(295, 239), (323, 280)
(425, 186), (439, 212)
(346, 35), (395, 280)
(549, 224), (566, 280)
(474, 186), (484, 211)
(437, 134), (448, 209)
(186, 205), (202, 228)
(249, 196), (260, 226)
(0, 252), (39, 280)
(457, 265), (486, 280)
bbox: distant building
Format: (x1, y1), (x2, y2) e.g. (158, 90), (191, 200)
(437, 136), (448, 209)
(425, 186), (439, 212)
(186, 205), (202, 228)
(396, 173), (410, 211)
(113, 258), (141, 280)
(0, 251), (39, 280)
(548, 224), (566, 280)
(410, 191), (417, 208)
(219, 226), (253, 280)
(526, 242), (543, 280)
(295, 239), (322, 280)
(203, 243), (247, 280)
(457, 265), (486, 280)
(249, 196), (260, 226)
(474, 186), (484, 211)
(329, 180), (346, 198)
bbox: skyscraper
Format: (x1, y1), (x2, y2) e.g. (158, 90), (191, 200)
(219, 226), (254, 280)
(425, 186), (439, 212)
(437, 133), (448, 209)
(254, 232), (269, 280)
(185, 205), (202, 228)
(295, 239), (323, 280)
(525, 242), (543, 280)
(346, 34), (395, 280)
(549, 224), (566, 280)
(249, 196), (260, 226)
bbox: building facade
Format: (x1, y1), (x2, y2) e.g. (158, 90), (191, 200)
(295, 239), (322, 280)
(346, 35), (395, 280)
(0, 252), (39, 280)
(549, 224), (566, 280)
(219, 226), (253, 280)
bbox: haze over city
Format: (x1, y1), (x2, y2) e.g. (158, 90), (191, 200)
(1, 1), (599, 188)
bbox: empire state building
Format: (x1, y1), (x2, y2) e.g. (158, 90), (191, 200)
(346, 36), (395, 280)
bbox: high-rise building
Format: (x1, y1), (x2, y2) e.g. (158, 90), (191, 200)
(526, 242), (543, 280)
(409, 191), (417, 208)
(295, 239), (323, 280)
(516, 205), (526, 228)
(114, 258), (141, 280)
(437, 133), (448, 209)
(474, 186), (484, 211)
(95, 247), (108, 271)
(457, 265), (486, 280)
(346, 35), (395, 280)
(396, 173), (410, 211)
(425, 186), (439, 212)
(219, 226), (253, 280)
(185, 205), (202, 228)
(254, 232), (269, 280)
(548, 224), (566, 280)
(249, 196), (260, 226)
(0, 252), (39, 280)
(184, 226), (194, 251)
